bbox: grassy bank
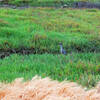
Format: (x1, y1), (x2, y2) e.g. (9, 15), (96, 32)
(0, 8), (100, 53)
(0, 0), (71, 7)
(0, 7), (100, 88)
(0, 53), (100, 88)
(0, 0), (100, 7)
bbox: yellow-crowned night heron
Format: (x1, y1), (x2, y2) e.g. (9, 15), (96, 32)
(59, 43), (66, 55)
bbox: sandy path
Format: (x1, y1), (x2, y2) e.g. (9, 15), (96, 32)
(0, 76), (100, 100)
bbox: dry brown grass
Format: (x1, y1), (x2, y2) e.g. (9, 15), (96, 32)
(0, 76), (100, 100)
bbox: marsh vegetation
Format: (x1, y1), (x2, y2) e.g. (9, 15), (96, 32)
(0, 4), (100, 88)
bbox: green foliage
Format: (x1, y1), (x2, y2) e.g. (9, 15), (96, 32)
(0, 0), (100, 7)
(0, 8), (100, 53)
(0, 53), (100, 88)
(0, 8), (100, 88)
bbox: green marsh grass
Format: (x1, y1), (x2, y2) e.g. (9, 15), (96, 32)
(0, 8), (100, 53)
(0, 53), (100, 88)
(0, 8), (100, 88)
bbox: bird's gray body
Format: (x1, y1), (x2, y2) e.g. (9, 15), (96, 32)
(59, 43), (66, 55)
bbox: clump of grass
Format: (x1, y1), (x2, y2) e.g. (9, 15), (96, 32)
(0, 8), (100, 53)
(0, 53), (100, 88)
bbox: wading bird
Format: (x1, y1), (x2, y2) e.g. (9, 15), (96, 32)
(59, 43), (66, 55)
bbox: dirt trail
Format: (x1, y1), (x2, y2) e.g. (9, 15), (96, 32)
(0, 76), (100, 100)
